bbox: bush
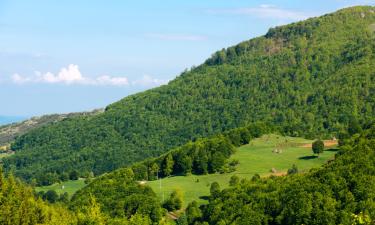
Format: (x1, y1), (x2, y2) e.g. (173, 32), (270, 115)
(162, 190), (183, 211)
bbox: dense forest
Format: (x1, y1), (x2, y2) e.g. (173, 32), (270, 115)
(2, 7), (375, 185)
(1, 118), (374, 224)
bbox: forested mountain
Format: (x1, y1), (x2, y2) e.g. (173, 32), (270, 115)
(4, 6), (375, 183)
(0, 109), (103, 147)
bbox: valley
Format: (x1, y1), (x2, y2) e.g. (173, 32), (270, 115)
(147, 134), (337, 206)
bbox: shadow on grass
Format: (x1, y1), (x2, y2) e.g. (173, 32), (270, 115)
(299, 155), (318, 160)
(199, 196), (210, 201)
(325, 148), (339, 152)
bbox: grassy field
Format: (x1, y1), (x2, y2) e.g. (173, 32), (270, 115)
(35, 179), (86, 196)
(148, 134), (337, 207)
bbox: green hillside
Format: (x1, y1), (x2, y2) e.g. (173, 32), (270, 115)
(182, 126), (375, 225)
(0, 109), (103, 147)
(147, 134), (337, 206)
(4, 6), (375, 184)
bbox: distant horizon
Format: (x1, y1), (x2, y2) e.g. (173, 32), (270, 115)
(1, 1), (374, 116)
(0, 115), (28, 125)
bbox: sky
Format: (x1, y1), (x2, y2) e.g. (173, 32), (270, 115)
(0, 0), (374, 117)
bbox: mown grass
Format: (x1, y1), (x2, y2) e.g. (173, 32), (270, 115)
(35, 179), (86, 197)
(148, 134), (337, 207)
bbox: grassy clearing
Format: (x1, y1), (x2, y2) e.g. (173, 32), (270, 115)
(147, 134), (337, 207)
(35, 179), (86, 196)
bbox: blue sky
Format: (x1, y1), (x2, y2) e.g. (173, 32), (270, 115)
(0, 0), (374, 117)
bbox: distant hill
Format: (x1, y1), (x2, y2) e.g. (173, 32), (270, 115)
(0, 109), (103, 147)
(4, 6), (375, 183)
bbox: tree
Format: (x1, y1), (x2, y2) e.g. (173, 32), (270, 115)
(70, 170), (79, 180)
(162, 189), (183, 211)
(175, 154), (192, 175)
(348, 117), (362, 135)
(162, 154), (174, 177)
(229, 175), (240, 186)
(176, 214), (188, 225)
(210, 182), (220, 198)
(312, 140), (324, 156)
(126, 213), (152, 225)
(251, 174), (261, 182)
(60, 172), (69, 181)
(185, 201), (202, 224)
(193, 148), (208, 175)
(148, 163), (159, 180)
(209, 152), (226, 173)
(77, 195), (106, 225)
(132, 164), (148, 180)
(59, 192), (70, 203)
(45, 190), (59, 203)
(287, 164), (298, 175)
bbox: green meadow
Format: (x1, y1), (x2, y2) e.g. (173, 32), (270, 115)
(35, 179), (86, 196)
(147, 134), (337, 207)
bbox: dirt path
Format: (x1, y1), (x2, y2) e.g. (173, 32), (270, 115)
(301, 140), (338, 148)
(167, 211), (179, 220)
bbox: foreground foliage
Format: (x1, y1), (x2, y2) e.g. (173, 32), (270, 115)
(0, 168), (77, 225)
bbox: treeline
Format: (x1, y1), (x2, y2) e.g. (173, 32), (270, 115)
(70, 167), (163, 224)
(4, 6), (375, 185)
(179, 124), (375, 225)
(68, 123), (269, 222)
(130, 122), (270, 181)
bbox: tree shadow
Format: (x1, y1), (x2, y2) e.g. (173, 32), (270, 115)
(199, 196), (210, 201)
(299, 155), (318, 160)
(325, 148), (339, 152)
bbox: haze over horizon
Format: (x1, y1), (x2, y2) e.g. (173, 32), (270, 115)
(1, 0), (374, 117)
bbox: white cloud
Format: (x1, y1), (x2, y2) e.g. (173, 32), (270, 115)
(11, 64), (129, 86)
(147, 33), (207, 41)
(96, 75), (129, 86)
(35, 64), (85, 84)
(11, 73), (32, 84)
(207, 5), (314, 20)
(132, 75), (169, 87)
(10, 64), (170, 88)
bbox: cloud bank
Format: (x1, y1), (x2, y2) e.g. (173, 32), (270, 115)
(11, 64), (168, 87)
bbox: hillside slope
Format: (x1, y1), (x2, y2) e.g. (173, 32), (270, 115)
(181, 125), (375, 225)
(4, 6), (375, 183)
(0, 109), (103, 147)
